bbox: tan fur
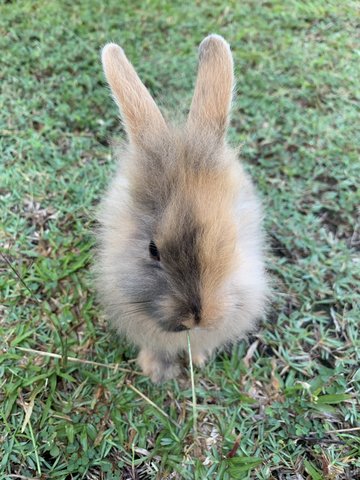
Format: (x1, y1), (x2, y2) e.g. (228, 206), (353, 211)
(157, 165), (238, 329)
(102, 44), (167, 145)
(95, 35), (269, 383)
(187, 35), (234, 138)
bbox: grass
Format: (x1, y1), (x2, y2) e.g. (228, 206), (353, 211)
(1, 0), (359, 478)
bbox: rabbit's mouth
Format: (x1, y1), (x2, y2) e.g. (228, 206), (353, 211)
(158, 320), (189, 333)
(159, 321), (216, 333)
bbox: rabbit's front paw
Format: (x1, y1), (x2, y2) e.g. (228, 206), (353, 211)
(137, 349), (179, 383)
(191, 351), (208, 368)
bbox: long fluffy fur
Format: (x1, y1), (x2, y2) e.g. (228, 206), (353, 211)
(95, 35), (268, 382)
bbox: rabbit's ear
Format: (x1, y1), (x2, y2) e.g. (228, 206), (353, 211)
(102, 43), (167, 145)
(187, 35), (234, 139)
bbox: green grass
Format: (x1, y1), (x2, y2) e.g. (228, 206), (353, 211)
(1, 0), (359, 478)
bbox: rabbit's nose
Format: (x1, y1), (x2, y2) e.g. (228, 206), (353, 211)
(191, 303), (201, 324)
(180, 303), (202, 330)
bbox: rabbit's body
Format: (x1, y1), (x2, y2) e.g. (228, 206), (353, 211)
(96, 35), (268, 382)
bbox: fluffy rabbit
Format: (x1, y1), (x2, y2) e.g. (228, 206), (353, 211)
(96, 35), (268, 382)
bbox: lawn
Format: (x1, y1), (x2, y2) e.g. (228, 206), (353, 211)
(1, 0), (359, 479)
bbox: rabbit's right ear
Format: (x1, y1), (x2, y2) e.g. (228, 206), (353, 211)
(187, 35), (234, 140)
(102, 43), (167, 146)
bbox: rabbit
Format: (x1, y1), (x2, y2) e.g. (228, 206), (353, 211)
(95, 34), (268, 383)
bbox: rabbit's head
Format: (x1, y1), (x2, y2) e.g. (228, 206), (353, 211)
(98, 36), (266, 346)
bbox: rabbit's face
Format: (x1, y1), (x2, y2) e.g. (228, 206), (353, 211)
(124, 154), (240, 333)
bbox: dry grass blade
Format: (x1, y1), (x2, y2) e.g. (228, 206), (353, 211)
(20, 390), (37, 433)
(15, 346), (141, 375)
(325, 426), (360, 434)
(6, 476), (40, 480)
(126, 381), (180, 428)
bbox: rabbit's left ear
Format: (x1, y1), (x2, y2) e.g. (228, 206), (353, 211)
(187, 35), (234, 140)
(102, 43), (167, 146)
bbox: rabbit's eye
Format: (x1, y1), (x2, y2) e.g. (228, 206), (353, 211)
(149, 240), (160, 261)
